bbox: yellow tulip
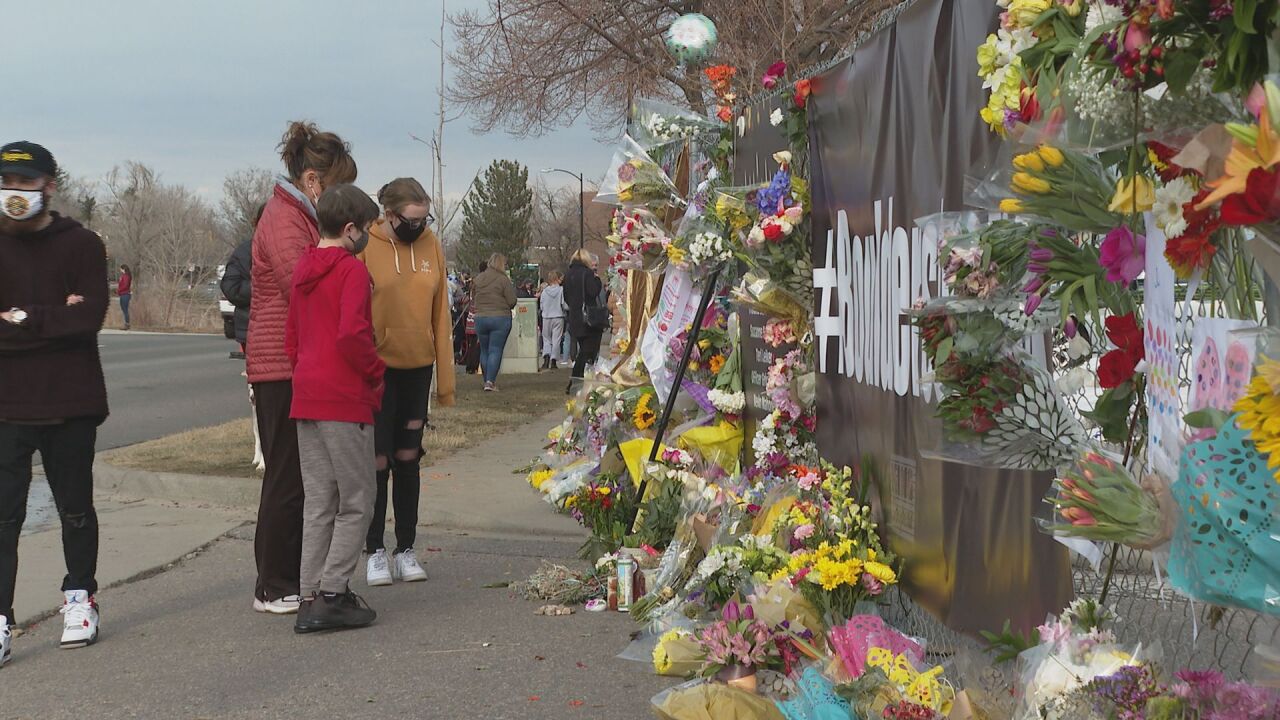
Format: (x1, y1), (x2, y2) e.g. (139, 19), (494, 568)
(999, 198), (1026, 213)
(1012, 172), (1052, 194)
(1038, 145), (1065, 167)
(1013, 152), (1045, 173)
(1108, 175), (1155, 214)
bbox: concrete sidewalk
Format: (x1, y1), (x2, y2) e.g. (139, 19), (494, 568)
(13, 499), (247, 626)
(18, 410), (579, 625)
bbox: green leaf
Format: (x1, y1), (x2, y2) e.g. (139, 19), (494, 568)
(1235, 0), (1259, 33)
(1163, 50), (1201, 95)
(935, 336), (954, 365)
(1184, 408), (1231, 430)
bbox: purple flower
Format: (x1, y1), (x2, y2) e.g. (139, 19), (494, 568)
(723, 599), (740, 622)
(1024, 293), (1043, 315)
(1023, 277), (1045, 294)
(1064, 316), (1078, 338)
(1099, 226), (1146, 284)
(1029, 247), (1054, 262)
(618, 162), (637, 183)
(1027, 262), (1049, 274)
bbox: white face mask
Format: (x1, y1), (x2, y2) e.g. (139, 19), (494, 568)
(0, 188), (44, 220)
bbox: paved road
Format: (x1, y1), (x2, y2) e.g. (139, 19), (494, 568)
(25, 331), (248, 535)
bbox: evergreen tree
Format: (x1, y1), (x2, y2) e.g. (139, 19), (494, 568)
(457, 159), (533, 271)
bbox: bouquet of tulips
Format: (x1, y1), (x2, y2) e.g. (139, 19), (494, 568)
(1040, 452), (1166, 547)
(997, 145), (1122, 235)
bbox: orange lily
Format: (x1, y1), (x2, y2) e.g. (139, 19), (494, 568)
(1198, 110), (1280, 209)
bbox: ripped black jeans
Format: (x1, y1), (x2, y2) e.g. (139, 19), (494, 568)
(0, 418), (101, 623)
(367, 366), (434, 555)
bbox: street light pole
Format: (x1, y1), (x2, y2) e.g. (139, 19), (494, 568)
(541, 168), (586, 249)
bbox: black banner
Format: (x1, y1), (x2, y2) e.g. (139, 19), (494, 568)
(807, 0), (1073, 635)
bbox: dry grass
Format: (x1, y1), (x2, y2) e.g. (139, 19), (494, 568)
(105, 371), (569, 478)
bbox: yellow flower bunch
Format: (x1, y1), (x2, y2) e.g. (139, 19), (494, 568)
(978, 54), (1023, 135)
(652, 628), (703, 677)
(1001, 144), (1122, 233)
(666, 244), (687, 265)
(633, 392), (657, 430)
(528, 468), (555, 491)
(1233, 356), (1280, 480)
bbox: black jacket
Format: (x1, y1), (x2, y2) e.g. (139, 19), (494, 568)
(563, 260), (603, 340)
(220, 239), (252, 345)
(0, 214), (109, 421)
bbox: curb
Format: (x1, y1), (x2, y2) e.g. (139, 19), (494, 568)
(95, 460), (260, 508)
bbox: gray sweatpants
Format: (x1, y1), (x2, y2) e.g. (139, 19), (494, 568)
(297, 420), (375, 596)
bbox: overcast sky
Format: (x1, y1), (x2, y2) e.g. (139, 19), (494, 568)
(7, 0), (613, 204)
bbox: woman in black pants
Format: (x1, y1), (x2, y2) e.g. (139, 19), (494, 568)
(562, 249), (604, 395)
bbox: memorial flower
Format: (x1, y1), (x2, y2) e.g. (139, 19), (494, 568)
(1098, 226), (1145, 284)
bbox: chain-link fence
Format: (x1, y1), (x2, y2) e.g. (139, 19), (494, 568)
(879, 240), (1279, 681)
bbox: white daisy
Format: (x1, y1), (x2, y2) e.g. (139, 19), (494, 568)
(1154, 176), (1196, 239)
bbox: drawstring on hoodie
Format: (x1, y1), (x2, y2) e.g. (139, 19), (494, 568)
(387, 234), (418, 275)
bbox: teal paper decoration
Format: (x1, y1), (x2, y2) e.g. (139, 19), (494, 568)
(665, 13), (718, 65)
(777, 667), (853, 720)
(1170, 415), (1280, 616)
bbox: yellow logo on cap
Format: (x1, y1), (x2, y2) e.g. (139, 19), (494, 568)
(1, 151), (34, 162)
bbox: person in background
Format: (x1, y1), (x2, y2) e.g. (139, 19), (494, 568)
(0, 141), (109, 663)
(539, 270), (567, 370)
(472, 253), (517, 392)
(247, 120), (357, 616)
(285, 184), (384, 634)
(358, 178), (454, 587)
(517, 281), (535, 299)
(220, 204), (265, 354)
(563, 248), (604, 395)
(116, 264), (132, 330)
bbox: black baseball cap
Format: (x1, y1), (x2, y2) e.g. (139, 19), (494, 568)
(0, 141), (57, 180)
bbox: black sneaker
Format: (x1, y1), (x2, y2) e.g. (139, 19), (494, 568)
(295, 591), (376, 634)
(292, 595), (316, 634)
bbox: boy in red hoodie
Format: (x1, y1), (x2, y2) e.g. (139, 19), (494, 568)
(285, 184), (386, 633)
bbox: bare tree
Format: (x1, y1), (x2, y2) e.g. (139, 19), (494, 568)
(102, 162), (162, 273)
(50, 172), (101, 229)
(448, 0), (897, 136)
(219, 167), (275, 246)
(529, 180), (586, 274)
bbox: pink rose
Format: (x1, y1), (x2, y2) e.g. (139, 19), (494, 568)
(793, 523), (816, 541)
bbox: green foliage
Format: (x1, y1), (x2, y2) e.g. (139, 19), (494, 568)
(631, 477), (683, 551)
(457, 159), (533, 271)
(980, 620), (1037, 664)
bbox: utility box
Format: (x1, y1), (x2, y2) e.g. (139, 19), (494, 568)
(502, 298), (539, 374)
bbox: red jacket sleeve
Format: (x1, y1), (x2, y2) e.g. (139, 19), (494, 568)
(285, 285), (300, 369)
(336, 262), (385, 390)
(262, 206), (316, 297)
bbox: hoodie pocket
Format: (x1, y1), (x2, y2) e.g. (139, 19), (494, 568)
(377, 327), (435, 367)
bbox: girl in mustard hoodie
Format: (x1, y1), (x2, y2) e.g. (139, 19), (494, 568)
(358, 178), (455, 587)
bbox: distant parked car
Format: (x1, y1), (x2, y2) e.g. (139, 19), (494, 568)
(217, 266), (236, 341)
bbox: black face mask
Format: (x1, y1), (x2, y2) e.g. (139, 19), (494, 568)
(393, 220), (421, 244)
(350, 229), (370, 255)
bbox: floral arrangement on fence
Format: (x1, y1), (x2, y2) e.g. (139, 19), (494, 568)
(607, 210), (673, 272)
(1041, 451), (1167, 545)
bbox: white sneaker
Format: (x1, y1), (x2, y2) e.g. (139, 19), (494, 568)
(394, 549), (428, 583)
(59, 590), (99, 649)
(367, 549), (393, 587)
(253, 595), (302, 615)
(1, 615), (11, 668)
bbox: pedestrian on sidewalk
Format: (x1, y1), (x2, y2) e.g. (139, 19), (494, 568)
(563, 249), (606, 395)
(0, 141), (109, 665)
(286, 185), (385, 633)
(472, 253), (517, 392)
(358, 178), (455, 587)
(247, 120), (357, 616)
(116, 264), (132, 330)
(539, 270), (567, 370)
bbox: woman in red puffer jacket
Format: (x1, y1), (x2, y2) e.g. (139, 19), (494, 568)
(246, 120), (357, 615)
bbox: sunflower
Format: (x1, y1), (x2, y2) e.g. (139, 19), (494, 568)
(633, 392), (658, 430)
(708, 354), (726, 374)
(1234, 362), (1280, 480)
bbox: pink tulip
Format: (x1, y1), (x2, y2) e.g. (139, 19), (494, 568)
(1247, 83), (1267, 120)
(1024, 293), (1043, 316)
(1063, 316), (1078, 338)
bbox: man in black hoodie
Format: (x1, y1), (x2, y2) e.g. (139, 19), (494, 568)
(0, 141), (108, 666)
